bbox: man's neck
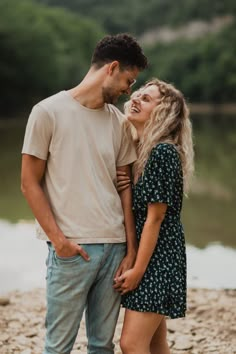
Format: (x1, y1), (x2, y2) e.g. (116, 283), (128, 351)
(69, 67), (106, 109)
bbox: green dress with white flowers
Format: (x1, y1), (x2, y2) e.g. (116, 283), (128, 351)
(122, 143), (186, 319)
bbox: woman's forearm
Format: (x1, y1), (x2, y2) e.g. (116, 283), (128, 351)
(133, 218), (162, 276)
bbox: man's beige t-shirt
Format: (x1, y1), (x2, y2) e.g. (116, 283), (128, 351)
(22, 91), (136, 243)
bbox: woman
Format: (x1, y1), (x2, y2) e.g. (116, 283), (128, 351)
(114, 78), (194, 354)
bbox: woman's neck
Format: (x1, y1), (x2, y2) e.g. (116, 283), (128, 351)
(136, 127), (144, 140)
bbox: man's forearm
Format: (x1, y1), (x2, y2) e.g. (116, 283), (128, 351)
(22, 182), (66, 249)
(119, 185), (137, 254)
(22, 182), (90, 261)
(20, 155), (90, 259)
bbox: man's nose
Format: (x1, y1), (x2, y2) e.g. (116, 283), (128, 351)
(125, 87), (132, 95)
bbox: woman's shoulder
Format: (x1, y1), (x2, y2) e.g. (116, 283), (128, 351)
(145, 143), (182, 178)
(151, 142), (179, 159)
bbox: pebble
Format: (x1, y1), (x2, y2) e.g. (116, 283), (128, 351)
(0, 288), (236, 354)
(173, 336), (193, 350)
(20, 350), (32, 354)
(0, 296), (10, 306)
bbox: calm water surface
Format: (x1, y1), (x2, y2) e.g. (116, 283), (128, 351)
(0, 220), (236, 294)
(0, 117), (235, 292)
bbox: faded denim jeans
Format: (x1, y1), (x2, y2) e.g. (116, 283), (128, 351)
(43, 242), (126, 354)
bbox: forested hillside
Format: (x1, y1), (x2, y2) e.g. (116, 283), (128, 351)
(0, 0), (103, 116)
(143, 21), (236, 103)
(1, 0), (236, 117)
(38, 0), (236, 34)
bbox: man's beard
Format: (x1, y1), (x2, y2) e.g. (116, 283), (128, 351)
(102, 87), (119, 104)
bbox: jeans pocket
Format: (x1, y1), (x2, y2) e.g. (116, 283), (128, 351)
(54, 253), (81, 262)
(46, 244), (54, 280)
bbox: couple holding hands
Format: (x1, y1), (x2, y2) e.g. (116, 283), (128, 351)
(21, 33), (194, 354)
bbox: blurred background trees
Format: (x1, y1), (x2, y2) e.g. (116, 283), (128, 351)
(0, 0), (103, 117)
(0, 0), (236, 117)
(0, 0), (235, 248)
(39, 0), (236, 34)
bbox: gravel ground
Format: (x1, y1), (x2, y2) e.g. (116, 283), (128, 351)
(0, 288), (236, 354)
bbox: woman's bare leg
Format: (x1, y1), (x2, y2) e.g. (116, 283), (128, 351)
(150, 317), (170, 354)
(120, 309), (164, 354)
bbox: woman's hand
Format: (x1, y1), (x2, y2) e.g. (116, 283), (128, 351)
(113, 268), (143, 295)
(116, 170), (131, 192)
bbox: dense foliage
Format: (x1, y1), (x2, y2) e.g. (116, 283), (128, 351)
(0, 0), (235, 117)
(38, 0), (236, 34)
(0, 0), (103, 116)
(142, 20), (236, 103)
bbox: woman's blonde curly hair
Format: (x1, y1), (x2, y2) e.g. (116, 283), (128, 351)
(124, 78), (194, 194)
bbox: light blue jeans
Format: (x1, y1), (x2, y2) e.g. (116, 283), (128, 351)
(43, 242), (126, 354)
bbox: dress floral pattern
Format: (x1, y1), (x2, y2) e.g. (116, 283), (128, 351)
(122, 143), (186, 319)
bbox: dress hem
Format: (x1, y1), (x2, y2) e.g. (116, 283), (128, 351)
(121, 304), (186, 319)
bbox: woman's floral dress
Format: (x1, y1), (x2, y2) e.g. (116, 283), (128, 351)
(122, 143), (186, 319)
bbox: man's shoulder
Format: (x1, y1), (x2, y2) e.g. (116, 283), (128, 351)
(35, 91), (66, 114)
(106, 104), (125, 123)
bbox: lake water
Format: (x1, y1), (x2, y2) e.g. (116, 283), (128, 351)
(1, 220), (236, 295)
(0, 117), (236, 293)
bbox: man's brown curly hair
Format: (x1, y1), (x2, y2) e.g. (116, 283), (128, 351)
(91, 33), (148, 70)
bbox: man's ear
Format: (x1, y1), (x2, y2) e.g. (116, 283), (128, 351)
(107, 61), (119, 76)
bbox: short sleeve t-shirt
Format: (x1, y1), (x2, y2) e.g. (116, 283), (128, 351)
(22, 91), (137, 243)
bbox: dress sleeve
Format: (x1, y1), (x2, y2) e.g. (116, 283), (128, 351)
(142, 144), (182, 208)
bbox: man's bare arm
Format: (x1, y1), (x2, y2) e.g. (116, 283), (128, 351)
(114, 164), (137, 278)
(21, 154), (89, 260)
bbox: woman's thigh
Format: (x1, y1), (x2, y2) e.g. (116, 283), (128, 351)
(120, 309), (164, 354)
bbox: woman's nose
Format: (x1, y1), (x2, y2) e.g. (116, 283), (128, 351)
(132, 96), (139, 104)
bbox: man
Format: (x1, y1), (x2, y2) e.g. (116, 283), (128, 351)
(21, 33), (147, 354)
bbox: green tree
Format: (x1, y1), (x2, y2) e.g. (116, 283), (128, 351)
(143, 20), (236, 103)
(37, 0), (236, 34)
(0, 0), (104, 117)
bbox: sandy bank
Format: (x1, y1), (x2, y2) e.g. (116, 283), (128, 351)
(0, 288), (236, 354)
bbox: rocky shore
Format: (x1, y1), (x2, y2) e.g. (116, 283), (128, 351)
(0, 288), (236, 354)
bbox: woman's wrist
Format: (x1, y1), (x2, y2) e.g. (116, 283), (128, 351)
(133, 264), (145, 278)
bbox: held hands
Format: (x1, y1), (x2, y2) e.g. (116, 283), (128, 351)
(113, 268), (143, 295)
(114, 250), (137, 280)
(116, 170), (131, 192)
(54, 238), (90, 261)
